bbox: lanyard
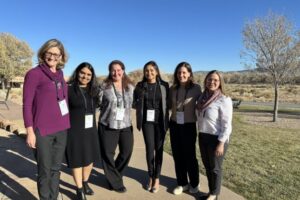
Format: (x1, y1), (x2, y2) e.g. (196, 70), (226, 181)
(54, 80), (65, 101)
(176, 87), (189, 111)
(112, 83), (126, 108)
(40, 66), (65, 101)
(146, 82), (157, 109)
(79, 86), (93, 114)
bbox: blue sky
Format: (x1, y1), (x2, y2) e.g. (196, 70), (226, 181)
(1, 0), (300, 76)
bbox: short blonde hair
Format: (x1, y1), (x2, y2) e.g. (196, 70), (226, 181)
(37, 39), (68, 69)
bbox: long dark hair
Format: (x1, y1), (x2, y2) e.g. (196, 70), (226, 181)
(68, 62), (99, 97)
(142, 60), (162, 82)
(104, 60), (133, 90)
(172, 61), (195, 89)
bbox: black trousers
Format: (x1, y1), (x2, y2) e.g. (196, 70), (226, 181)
(199, 132), (228, 195)
(99, 125), (134, 189)
(34, 129), (67, 200)
(169, 121), (199, 188)
(142, 122), (166, 179)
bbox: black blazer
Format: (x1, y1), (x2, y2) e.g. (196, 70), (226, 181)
(133, 79), (169, 132)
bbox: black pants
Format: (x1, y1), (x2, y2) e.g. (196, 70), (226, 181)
(34, 129), (67, 200)
(199, 132), (228, 195)
(169, 121), (199, 188)
(99, 125), (134, 189)
(142, 122), (166, 179)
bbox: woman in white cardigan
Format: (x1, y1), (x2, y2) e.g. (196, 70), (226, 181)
(197, 70), (232, 200)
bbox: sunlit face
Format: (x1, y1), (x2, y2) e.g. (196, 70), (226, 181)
(44, 47), (62, 69)
(177, 66), (191, 84)
(144, 65), (158, 83)
(78, 67), (92, 87)
(110, 64), (124, 82)
(205, 73), (221, 92)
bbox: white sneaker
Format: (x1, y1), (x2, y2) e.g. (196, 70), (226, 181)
(173, 184), (189, 195)
(189, 185), (199, 193)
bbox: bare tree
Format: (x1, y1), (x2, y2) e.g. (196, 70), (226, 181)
(242, 12), (300, 122)
(0, 33), (33, 89)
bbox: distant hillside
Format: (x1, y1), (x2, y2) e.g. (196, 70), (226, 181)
(96, 68), (300, 85)
(194, 69), (258, 74)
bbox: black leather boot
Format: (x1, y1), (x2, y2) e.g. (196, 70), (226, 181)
(83, 181), (94, 195)
(76, 188), (87, 200)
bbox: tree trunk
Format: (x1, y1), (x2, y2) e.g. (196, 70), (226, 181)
(0, 78), (4, 90)
(273, 82), (279, 122)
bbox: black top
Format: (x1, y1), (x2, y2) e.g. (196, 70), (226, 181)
(143, 82), (162, 123)
(134, 80), (169, 131)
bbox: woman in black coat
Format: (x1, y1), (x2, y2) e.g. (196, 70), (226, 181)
(133, 61), (169, 193)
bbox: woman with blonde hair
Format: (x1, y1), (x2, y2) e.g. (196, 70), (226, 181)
(197, 70), (233, 200)
(23, 39), (70, 200)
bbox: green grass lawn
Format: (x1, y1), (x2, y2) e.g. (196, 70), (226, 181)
(164, 111), (300, 200)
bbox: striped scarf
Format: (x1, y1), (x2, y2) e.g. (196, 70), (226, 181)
(197, 89), (221, 111)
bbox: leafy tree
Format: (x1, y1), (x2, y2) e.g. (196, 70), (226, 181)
(242, 12), (300, 122)
(0, 33), (33, 88)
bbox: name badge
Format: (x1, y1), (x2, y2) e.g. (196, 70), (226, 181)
(58, 99), (69, 116)
(85, 114), (93, 129)
(116, 107), (125, 121)
(146, 109), (155, 122)
(176, 111), (184, 124)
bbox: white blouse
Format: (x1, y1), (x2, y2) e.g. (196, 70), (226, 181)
(197, 95), (233, 143)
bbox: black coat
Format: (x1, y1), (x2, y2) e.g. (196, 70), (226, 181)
(133, 80), (169, 132)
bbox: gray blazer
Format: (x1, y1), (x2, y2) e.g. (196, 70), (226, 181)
(133, 80), (169, 132)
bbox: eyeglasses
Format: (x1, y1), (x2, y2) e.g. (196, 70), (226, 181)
(45, 52), (61, 59)
(207, 78), (220, 83)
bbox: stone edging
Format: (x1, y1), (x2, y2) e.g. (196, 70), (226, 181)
(0, 119), (25, 137)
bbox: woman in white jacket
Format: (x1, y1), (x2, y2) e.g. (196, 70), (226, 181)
(197, 70), (232, 200)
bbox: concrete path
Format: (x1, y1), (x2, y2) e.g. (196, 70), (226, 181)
(0, 100), (245, 200)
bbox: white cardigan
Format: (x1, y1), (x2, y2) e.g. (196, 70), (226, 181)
(197, 95), (233, 143)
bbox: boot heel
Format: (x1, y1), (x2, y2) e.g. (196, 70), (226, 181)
(76, 188), (86, 200)
(83, 181), (94, 195)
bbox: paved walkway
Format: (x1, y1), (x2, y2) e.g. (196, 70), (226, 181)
(0, 101), (245, 200)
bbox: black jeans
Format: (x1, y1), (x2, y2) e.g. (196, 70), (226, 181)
(99, 125), (134, 189)
(34, 129), (67, 200)
(142, 122), (166, 179)
(169, 121), (199, 188)
(199, 132), (228, 195)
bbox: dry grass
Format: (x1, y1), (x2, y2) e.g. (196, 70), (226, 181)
(1, 83), (300, 106)
(0, 88), (23, 105)
(127, 71), (300, 104)
(227, 84), (300, 104)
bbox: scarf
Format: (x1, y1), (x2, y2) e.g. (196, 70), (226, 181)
(197, 89), (222, 111)
(39, 63), (64, 82)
